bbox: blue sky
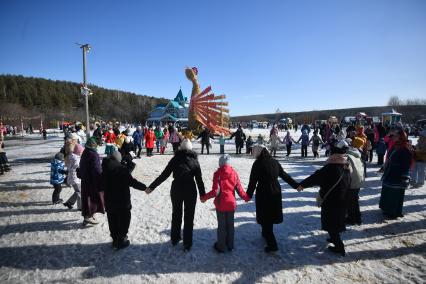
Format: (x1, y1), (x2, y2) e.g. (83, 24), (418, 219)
(1, 0), (425, 116)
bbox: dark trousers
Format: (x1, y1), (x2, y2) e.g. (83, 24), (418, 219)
(313, 150), (319, 158)
(368, 150), (374, 163)
(135, 144), (142, 157)
(107, 210), (131, 243)
(261, 223), (277, 249)
(286, 145), (291, 156)
(377, 154), (384, 165)
(146, 148), (153, 156)
(201, 143), (210, 154)
(346, 188), (361, 224)
(156, 140), (160, 152)
(246, 147), (252, 154)
(236, 142), (243, 154)
(216, 211), (235, 251)
(52, 184), (62, 203)
(301, 145), (308, 157)
(220, 145), (225, 154)
(328, 230), (344, 249)
(172, 142), (180, 153)
(171, 188), (197, 248)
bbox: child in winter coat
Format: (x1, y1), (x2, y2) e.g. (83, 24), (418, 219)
(50, 152), (67, 204)
(376, 138), (387, 166)
(103, 127), (117, 156)
(310, 131), (324, 158)
(297, 130), (310, 158)
(144, 125), (156, 157)
(219, 133), (226, 154)
(246, 136), (254, 154)
(154, 126), (164, 153)
(256, 134), (265, 145)
(160, 127), (169, 154)
(201, 155), (250, 252)
(283, 131), (296, 157)
(269, 133), (282, 157)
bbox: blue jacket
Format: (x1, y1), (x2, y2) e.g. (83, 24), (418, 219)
(376, 140), (387, 155)
(50, 159), (65, 185)
(298, 133), (310, 146)
(132, 130), (143, 145)
(382, 147), (412, 188)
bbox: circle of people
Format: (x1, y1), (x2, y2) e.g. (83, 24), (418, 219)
(45, 122), (424, 257)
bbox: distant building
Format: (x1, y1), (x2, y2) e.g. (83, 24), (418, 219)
(147, 88), (189, 125)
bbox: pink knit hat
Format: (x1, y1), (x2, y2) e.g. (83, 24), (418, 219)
(73, 143), (84, 156)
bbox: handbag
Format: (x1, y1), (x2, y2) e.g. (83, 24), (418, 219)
(316, 170), (345, 207)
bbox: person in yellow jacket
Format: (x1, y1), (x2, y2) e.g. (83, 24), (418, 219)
(115, 131), (127, 150)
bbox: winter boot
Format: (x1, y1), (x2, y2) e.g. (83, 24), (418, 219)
(115, 237), (130, 250)
(328, 242), (346, 257)
(83, 217), (99, 226)
(264, 246), (278, 253)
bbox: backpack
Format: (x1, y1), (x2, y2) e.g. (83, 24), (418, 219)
(347, 154), (365, 189)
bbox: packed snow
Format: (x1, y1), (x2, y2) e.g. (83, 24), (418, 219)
(0, 129), (425, 283)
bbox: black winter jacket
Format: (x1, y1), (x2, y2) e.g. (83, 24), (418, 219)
(101, 157), (146, 212)
(149, 150), (206, 196)
(247, 154), (298, 224)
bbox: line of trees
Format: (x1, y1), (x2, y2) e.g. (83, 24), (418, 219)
(388, 95), (426, 106)
(0, 75), (168, 126)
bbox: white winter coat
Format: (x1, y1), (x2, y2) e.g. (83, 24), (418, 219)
(347, 148), (365, 189)
(65, 153), (81, 186)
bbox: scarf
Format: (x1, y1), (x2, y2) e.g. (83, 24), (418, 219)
(327, 154), (353, 173)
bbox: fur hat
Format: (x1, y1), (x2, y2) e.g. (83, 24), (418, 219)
(70, 133), (79, 141)
(55, 152), (64, 161)
(111, 150), (122, 162)
(179, 139), (192, 151)
(219, 154), (231, 167)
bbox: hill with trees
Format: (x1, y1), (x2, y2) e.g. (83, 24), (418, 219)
(0, 75), (168, 127)
(231, 105), (426, 125)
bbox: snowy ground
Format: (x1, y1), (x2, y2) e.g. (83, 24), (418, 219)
(0, 129), (425, 284)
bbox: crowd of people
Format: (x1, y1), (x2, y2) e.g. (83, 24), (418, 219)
(0, 112), (422, 284)
(2, 118), (424, 257)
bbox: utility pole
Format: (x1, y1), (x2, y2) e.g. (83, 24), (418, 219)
(77, 43), (92, 139)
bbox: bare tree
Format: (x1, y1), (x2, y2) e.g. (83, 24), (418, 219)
(388, 96), (401, 106)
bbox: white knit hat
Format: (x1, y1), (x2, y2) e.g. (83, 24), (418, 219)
(179, 139), (192, 151)
(219, 154), (231, 167)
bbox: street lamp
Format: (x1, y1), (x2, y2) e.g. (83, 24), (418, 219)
(76, 43), (92, 140)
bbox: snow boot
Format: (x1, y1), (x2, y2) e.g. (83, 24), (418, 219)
(328, 243), (346, 257)
(115, 237), (130, 250)
(83, 217), (99, 226)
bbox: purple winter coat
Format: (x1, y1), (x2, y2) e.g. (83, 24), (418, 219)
(79, 147), (105, 217)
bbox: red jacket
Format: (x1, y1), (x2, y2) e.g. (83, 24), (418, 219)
(202, 165), (249, 212)
(103, 131), (116, 144)
(144, 130), (156, 149)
